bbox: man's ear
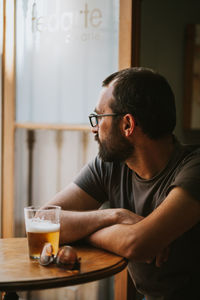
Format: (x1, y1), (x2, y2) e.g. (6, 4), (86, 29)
(122, 114), (137, 137)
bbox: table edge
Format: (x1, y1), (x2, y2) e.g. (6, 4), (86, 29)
(0, 258), (128, 292)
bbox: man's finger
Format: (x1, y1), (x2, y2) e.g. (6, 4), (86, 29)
(155, 247), (170, 267)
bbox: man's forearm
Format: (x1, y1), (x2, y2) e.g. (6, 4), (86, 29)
(87, 224), (137, 259)
(87, 188), (200, 265)
(59, 208), (143, 244)
(59, 209), (116, 244)
(87, 224), (169, 266)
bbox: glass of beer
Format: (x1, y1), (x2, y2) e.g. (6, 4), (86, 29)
(24, 205), (61, 259)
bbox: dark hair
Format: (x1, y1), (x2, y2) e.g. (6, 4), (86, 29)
(102, 67), (176, 139)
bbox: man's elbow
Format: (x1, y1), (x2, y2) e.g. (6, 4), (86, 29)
(124, 244), (142, 261)
(123, 239), (153, 262)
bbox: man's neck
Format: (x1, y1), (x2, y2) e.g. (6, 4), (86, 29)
(126, 135), (175, 180)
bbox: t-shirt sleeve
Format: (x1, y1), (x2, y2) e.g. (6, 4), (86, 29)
(74, 156), (109, 204)
(169, 150), (200, 202)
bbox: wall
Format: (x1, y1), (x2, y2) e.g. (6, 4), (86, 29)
(140, 0), (200, 143)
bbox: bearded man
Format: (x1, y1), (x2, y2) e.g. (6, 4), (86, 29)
(46, 68), (200, 300)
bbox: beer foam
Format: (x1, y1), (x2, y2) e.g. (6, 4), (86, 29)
(26, 219), (60, 233)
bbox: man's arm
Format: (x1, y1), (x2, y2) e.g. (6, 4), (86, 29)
(47, 182), (101, 211)
(87, 187), (200, 263)
(46, 182), (143, 244)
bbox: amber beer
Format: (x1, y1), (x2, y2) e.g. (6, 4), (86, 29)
(26, 222), (60, 258)
(24, 206), (61, 259)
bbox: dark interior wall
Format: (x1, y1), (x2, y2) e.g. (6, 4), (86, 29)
(140, 0), (200, 143)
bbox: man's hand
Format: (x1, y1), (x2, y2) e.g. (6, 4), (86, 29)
(105, 209), (171, 266)
(115, 208), (144, 225)
(101, 208), (171, 267)
(146, 246), (170, 267)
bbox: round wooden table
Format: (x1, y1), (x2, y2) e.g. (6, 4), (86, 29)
(0, 238), (127, 297)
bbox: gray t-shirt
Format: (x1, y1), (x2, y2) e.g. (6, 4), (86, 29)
(74, 140), (200, 299)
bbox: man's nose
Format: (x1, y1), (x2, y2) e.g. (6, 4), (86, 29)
(91, 125), (98, 134)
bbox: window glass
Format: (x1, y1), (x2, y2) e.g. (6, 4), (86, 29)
(16, 0), (119, 124)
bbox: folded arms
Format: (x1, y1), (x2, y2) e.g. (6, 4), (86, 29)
(46, 182), (200, 267)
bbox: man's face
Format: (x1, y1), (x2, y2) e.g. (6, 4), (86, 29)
(93, 83), (133, 162)
(96, 120), (134, 162)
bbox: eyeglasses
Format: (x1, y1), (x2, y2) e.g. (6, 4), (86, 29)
(88, 112), (126, 127)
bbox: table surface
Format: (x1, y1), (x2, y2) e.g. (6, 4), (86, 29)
(0, 238), (127, 292)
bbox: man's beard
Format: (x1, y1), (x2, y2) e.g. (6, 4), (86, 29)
(95, 123), (134, 162)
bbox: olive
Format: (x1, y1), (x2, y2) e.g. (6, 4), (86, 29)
(39, 243), (54, 266)
(55, 246), (80, 269)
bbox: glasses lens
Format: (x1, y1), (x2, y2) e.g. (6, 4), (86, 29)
(89, 115), (98, 127)
(91, 116), (97, 127)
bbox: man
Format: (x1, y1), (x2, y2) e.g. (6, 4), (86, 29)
(47, 68), (200, 300)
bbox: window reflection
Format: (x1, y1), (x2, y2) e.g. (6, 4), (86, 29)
(16, 0), (119, 124)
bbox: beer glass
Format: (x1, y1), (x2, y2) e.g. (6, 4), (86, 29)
(24, 205), (61, 259)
